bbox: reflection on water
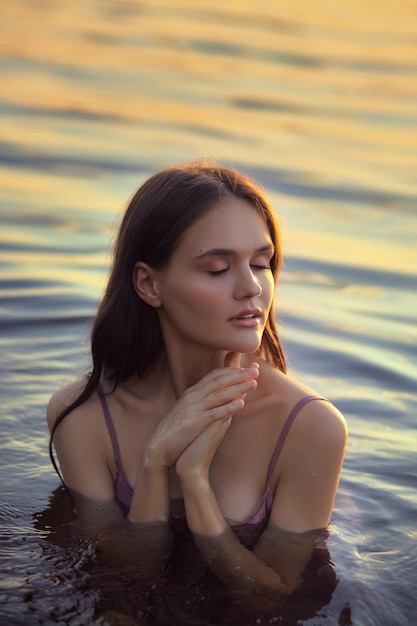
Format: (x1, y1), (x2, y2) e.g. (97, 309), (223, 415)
(1, 0), (416, 624)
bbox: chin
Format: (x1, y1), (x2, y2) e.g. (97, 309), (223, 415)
(222, 339), (262, 355)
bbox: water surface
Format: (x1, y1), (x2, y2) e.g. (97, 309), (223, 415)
(1, 1), (416, 624)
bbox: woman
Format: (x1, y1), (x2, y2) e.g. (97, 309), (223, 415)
(48, 162), (347, 600)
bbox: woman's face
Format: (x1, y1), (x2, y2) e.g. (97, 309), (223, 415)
(154, 197), (276, 356)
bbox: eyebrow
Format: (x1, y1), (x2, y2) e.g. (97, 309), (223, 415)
(195, 243), (274, 260)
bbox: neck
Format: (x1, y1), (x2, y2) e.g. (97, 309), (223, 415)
(120, 347), (232, 401)
(124, 343), (253, 402)
(163, 341), (257, 398)
(165, 345), (232, 398)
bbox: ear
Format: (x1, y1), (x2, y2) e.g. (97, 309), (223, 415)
(133, 262), (162, 308)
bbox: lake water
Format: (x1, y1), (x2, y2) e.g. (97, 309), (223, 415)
(1, 1), (416, 624)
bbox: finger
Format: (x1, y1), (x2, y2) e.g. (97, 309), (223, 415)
(205, 397), (245, 421)
(184, 375), (256, 416)
(205, 414), (233, 444)
(190, 366), (258, 398)
(202, 414), (233, 439)
(224, 352), (242, 368)
(207, 378), (257, 408)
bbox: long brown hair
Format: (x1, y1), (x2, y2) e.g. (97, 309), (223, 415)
(49, 162), (286, 478)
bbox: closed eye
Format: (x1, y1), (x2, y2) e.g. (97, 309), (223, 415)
(207, 268), (228, 276)
(251, 264), (270, 270)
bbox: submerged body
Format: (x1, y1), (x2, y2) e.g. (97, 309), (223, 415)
(48, 164), (347, 600)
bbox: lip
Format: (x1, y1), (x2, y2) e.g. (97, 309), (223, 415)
(228, 308), (262, 327)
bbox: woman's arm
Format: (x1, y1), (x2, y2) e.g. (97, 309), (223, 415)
(179, 469), (287, 594)
(47, 388), (173, 575)
(254, 401), (348, 590)
(47, 365), (258, 569)
(176, 420), (286, 595)
(176, 399), (347, 597)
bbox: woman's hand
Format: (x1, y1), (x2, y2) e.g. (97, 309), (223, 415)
(176, 353), (259, 481)
(175, 415), (233, 481)
(144, 354), (258, 471)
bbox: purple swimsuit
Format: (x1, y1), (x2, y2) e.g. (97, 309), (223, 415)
(97, 389), (326, 543)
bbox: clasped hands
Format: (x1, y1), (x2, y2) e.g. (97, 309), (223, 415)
(143, 352), (259, 482)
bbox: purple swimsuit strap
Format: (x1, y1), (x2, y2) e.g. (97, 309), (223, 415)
(96, 387), (328, 523)
(97, 390), (327, 483)
(97, 385), (122, 475)
(266, 395), (328, 483)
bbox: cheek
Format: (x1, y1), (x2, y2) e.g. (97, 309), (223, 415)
(164, 279), (226, 317)
(186, 281), (227, 314)
(263, 276), (275, 306)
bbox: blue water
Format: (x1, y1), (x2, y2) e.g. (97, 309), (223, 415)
(1, 1), (416, 624)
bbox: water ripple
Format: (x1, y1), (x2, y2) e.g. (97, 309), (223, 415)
(285, 256), (417, 290)
(239, 163), (417, 210)
(0, 141), (143, 176)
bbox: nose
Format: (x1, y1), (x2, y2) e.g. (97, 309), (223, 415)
(233, 266), (262, 300)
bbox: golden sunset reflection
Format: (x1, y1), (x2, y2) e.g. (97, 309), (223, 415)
(1, 2), (417, 624)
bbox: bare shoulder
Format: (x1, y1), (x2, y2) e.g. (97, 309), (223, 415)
(294, 396), (348, 447)
(47, 377), (118, 502)
(284, 386), (348, 458)
(46, 376), (90, 432)
(258, 362), (348, 448)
